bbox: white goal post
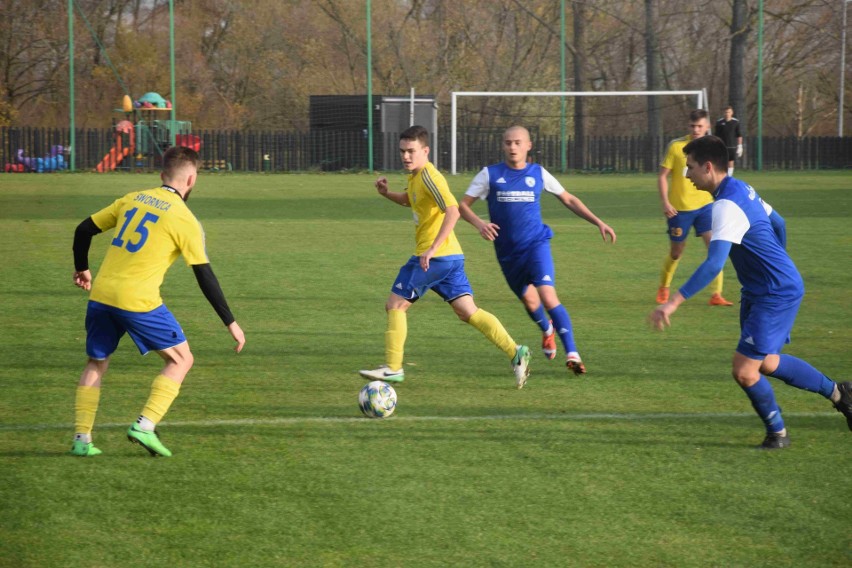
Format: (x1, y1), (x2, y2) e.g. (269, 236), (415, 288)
(450, 89), (708, 174)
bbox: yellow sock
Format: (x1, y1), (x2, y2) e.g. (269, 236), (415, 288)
(141, 375), (181, 425)
(385, 309), (407, 372)
(710, 270), (724, 295)
(660, 253), (680, 288)
(468, 309), (516, 359)
(74, 386), (101, 435)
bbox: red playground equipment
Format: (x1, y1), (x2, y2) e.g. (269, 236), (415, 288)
(96, 120), (135, 172)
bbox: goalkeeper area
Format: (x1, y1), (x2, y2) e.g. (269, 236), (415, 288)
(450, 89), (706, 174)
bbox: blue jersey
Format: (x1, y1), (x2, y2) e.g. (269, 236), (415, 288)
(711, 177), (803, 301)
(465, 163), (565, 260)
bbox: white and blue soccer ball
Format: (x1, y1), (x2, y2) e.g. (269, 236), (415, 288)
(358, 381), (397, 419)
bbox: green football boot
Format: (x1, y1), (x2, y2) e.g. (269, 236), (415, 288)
(127, 424), (172, 457)
(512, 345), (531, 389)
(70, 440), (102, 457)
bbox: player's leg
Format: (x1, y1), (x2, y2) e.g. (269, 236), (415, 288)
(126, 341), (193, 457)
(361, 257), (422, 382)
(450, 294), (530, 389)
(755, 301), (852, 431)
(732, 352), (788, 449)
(519, 285), (557, 360)
(120, 305), (191, 457)
(360, 293), (411, 382)
(500, 255), (553, 359)
(536, 285), (584, 376)
(71, 358), (109, 457)
(658, 218), (688, 304)
(71, 301), (123, 457)
(734, 297), (793, 448)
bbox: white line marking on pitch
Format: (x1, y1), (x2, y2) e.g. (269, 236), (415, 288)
(0, 411), (835, 432)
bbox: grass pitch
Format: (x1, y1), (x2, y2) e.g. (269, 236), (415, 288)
(0, 170), (850, 567)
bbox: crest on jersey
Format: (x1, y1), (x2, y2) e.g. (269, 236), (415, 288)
(525, 176), (535, 188)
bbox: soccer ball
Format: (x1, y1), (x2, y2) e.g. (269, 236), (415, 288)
(358, 381), (397, 419)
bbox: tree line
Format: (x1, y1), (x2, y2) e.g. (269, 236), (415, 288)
(1, 0), (847, 139)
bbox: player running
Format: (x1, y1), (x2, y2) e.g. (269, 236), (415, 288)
(459, 125), (616, 375)
(650, 135), (852, 449)
(359, 125), (531, 388)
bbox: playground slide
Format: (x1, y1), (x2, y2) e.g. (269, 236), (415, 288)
(96, 145), (132, 172)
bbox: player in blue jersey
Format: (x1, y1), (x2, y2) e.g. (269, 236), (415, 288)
(459, 126), (616, 375)
(650, 135), (852, 449)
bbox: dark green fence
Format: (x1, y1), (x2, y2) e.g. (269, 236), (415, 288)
(2, 126), (850, 173)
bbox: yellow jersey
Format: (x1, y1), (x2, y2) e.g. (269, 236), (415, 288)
(89, 186), (209, 312)
(406, 162), (463, 257)
(660, 135), (713, 212)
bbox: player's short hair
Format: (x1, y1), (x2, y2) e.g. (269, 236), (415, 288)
(689, 109), (709, 122)
(162, 146), (200, 178)
(683, 135), (728, 172)
(400, 125), (430, 147)
(723, 105), (734, 112)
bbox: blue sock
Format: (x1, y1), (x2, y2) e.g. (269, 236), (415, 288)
(526, 305), (551, 334)
(547, 304), (576, 353)
(742, 376), (785, 434)
(768, 354), (835, 399)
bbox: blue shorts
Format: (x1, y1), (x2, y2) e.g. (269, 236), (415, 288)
(497, 241), (557, 299)
(667, 204), (713, 242)
(736, 295), (801, 360)
(85, 301), (186, 359)
(390, 255), (473, 302)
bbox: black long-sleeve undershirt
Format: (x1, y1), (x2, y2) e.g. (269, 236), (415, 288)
(73, 217), (102, 271)
(192, 263), (235, 326)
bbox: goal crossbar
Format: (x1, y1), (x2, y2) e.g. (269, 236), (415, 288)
(450, 90), (707, 174)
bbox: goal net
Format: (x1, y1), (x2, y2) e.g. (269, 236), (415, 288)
(449, 90), (707, 174)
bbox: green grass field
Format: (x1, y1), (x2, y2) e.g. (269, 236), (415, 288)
(1, 170), (850, 567)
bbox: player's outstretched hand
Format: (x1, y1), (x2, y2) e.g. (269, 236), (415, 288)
(649, 305), (674, 331)
(375, 177), (389, 196)
(73, 270), (92, 291)
(228, 321), (246, 353)
(599, 223), (617, 244)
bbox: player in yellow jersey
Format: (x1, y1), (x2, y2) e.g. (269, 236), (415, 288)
(70, 146), (245, 457)
(359, 125), (531, 388)
(657, 109), (732, 306)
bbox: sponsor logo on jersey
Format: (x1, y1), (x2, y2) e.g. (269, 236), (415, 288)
(525, 176), (535, 188)
(496, 177), (507, 184)
(496, 190), (535, 202)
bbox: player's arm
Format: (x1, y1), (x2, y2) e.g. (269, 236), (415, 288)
(658, 166), (677, 218)
(554, 192), (616, 244)
(459, 195), (499, 241)
(650, 239), (732, 329)
(72, 217), (103, 291)
(375, 176), (410, 207)
(459, 168), (499, 241)
(420, 205), (460, 272)
(192, 263), (245, 353)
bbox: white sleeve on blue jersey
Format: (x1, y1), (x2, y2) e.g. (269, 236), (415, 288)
(540, 167), (566, 196)
(465, 167), (491, 200)
(760, 198), (773, 215)
(710, 199), (750, 244)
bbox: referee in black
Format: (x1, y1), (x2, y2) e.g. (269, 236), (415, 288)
(714, 106), (743, 175)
